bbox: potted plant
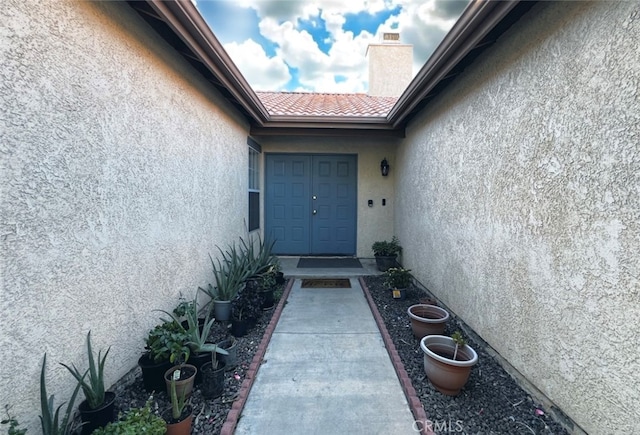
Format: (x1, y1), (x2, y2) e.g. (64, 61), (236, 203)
(217, 336), (238, 370)
(372, 236), (402, 271)
(138, 321), (188, 393)
(420, 331), (478, 396)
(162, 341), (196, 399)
(407, 304), (450, 339)
(60, 331), (116, 435)
(163, 376), (192, 435)
(92, 399), (165, 435)
(157, 296), (228, 385)
(202, 241), (250, 322)
(40, 354), (82, 435)
(231, 282), (262, 335)
(200, 348), (227, 400)
(383, 267), (412, 300)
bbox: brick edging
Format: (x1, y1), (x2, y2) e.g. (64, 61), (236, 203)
(358, 277), (434, 435)
(220, 278), (295, 435)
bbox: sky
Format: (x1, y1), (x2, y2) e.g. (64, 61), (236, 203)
(195, 0), (469, 94)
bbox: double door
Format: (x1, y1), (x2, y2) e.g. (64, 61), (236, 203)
(265, 154), (357, 255)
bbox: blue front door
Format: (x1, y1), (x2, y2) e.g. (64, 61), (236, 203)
(265, 154), (357, 255)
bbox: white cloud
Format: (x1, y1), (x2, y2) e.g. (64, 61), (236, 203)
(213, 0), (469, 92)
(223, 39), (291, 91)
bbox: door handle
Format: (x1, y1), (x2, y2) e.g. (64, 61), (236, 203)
(312, 209), (317, 215)
(312, 195), (317, 200)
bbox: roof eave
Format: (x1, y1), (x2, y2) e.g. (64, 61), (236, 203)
(387, 0), (522, 127)
(142, 0), (271, 125)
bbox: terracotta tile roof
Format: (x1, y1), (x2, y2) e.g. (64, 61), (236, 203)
(256, 92), (397, 118)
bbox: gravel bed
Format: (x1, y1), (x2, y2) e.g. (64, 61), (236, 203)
(108, 277), (568, 434)
(109, 303), (278, 434)
(362, 275), (568, 435)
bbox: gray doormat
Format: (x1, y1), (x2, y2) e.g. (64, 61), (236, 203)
(301, 279), (352, 288)
(297, 257), (362, 268)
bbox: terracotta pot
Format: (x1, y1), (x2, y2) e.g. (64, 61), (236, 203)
(407, 304), (449, 339)
(420, 335), (478, 396)
(164, 406), (193, 435)
(78, 392), (116, 435)
(164, 364), (197, 398)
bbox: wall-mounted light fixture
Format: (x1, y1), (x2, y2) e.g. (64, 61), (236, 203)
(380, 158), (390, 176)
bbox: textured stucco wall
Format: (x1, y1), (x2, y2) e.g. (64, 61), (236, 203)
(367, 43), (413, 97)
(395, 2), (640, 433)
(259, 137), (398, 257)
(0, 0), (250, 429)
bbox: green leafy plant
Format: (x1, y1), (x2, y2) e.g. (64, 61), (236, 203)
(451, 331), (466, 361)
(60, 331), (110, 409)
(383, 267), (412, 289)
(172, 296), (196, 320)
(205, 245), (249, 302)
(2, 405), (27, 435)
(92, 399), (165, 435)
(372, 236), (402, 256)
(241, 233), (277, 277)
(145, 321), (190, 364)
(40, 354), (82, 435)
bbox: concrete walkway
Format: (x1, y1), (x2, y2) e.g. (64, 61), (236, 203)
(234, 275), (417, 434)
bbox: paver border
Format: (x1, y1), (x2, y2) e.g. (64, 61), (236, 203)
(220, 278), (295, 435)
(359, 277), (435, 435)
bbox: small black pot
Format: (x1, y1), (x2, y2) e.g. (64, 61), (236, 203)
(200, 361), (226, 399)
(375, 255), (398, 271)
(231, 319), (248, 337)
(78, 392), (116, 435)
(259, 288), (275, 310)
(190, 349), (215, 385)
(138, 354), (172, 393)
(275, 272), (285, 285)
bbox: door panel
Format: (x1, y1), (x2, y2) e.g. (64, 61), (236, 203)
(266, 154), (357, 255)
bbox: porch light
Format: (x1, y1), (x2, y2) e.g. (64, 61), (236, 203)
(380, 158), (390, 176)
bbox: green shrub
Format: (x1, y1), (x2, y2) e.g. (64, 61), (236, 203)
(92, 401), (165, 435)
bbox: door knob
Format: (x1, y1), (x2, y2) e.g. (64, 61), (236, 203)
(312, 195), (317, 200)
(312, 209), (317, 215)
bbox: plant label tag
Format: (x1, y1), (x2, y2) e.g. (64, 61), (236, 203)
(173, 370), (181, 380)
(392, 289), (401, 298)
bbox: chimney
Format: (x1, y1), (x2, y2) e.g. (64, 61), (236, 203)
(366, 33), (413, 97)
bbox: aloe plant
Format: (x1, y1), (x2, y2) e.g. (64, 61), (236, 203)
(60, 331), (110, 409)
(451, 331), (466, 361)
(169, 376), (188, 421)
(40, 354), (82, 435)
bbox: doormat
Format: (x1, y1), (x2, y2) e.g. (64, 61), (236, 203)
(296, 257), (362, 268)
(301, 279), (352, 288)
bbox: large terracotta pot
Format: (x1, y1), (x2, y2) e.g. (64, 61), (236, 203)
(420, 335), (478, 396)
(407, 304), (449, 339)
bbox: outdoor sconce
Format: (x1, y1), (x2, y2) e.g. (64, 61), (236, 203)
(380, 158), (390, 177)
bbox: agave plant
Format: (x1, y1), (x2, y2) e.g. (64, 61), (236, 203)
(60, 331), (110, 409)
(40, 354), (82, 435)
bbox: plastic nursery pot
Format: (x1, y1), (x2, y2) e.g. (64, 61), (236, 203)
(231, 319), (248, 337)
(375, 255), (397, 272)
(191, 349), (216, 385)
(213, 300), (232, 322)
(420, 335), (478, 396)
(218, 338), (238, 370)
(138, 354), (173, 393)
(164, 364), (197, 398)
(200, 361), (226, 399)
(390, 287), (407, 300)
(407, 304), (450, 339)
(78, 392), (116, 435)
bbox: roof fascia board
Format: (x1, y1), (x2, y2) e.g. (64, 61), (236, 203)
(387, 0), (520, 126)
(250, 127), (405, 139)
(145, 0), (270, 124)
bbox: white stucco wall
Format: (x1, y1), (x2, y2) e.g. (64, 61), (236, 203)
(395, 2), (639, 433)
(259, 137), (398, 257)
(0, 0), (250, 429)
(367, 43), (413, 97)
